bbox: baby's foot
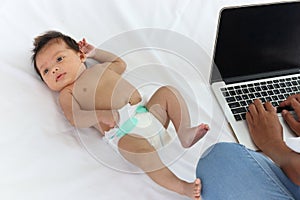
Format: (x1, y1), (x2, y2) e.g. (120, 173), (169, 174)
(193, 178), (202, 200)
(188, 123), (209, 147)
(179, 123), (209, 148)
(184, 178), (202, 200)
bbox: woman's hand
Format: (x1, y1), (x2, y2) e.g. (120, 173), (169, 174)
(247, 99), (300, 186)
(279, 94), (300, 136)
(246, 99), (283, 151)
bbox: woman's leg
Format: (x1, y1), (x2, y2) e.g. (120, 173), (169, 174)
(196, 142), (299, 200)
(118, 134), (201, 199)
(145, 86), (209, 148)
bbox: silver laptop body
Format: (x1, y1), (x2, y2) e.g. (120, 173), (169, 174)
(210, 1), (300, 150)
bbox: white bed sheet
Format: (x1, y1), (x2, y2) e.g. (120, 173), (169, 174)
(0, 0), (290, 199)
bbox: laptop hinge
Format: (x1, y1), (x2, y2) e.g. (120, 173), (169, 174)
(224, 68), (300, 84)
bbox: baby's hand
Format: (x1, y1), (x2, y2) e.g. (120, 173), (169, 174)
(97, 110), (119, 128)
(129, 90), (142, 105)
(78, 38), (96, 58)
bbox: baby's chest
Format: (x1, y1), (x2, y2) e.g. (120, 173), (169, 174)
(72, 70), (115, 110)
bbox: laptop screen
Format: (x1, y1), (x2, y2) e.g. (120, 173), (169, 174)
(210, 2), (300, 84)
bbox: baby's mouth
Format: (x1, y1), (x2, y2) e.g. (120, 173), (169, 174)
(56, 72), (66, 82)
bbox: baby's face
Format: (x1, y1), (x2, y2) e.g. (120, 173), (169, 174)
(35, 39), (86, 91)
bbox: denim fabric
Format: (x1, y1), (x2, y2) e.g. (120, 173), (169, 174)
(196, 142), (300, 200)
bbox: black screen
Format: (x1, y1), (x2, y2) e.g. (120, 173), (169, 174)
(211, 2), (300, 84)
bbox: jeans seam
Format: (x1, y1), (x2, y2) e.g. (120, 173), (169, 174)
(243, 147), (295, 200)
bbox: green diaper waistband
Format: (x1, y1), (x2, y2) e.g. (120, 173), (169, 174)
(115, 105), (148, 138)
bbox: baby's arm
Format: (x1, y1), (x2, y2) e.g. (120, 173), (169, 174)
(59, 89), (117, 134)
(78, 38), (126, 75)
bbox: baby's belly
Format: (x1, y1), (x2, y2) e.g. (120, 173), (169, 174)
(73, 90), (128, 110)
(72, 86), (138, 111)
(72, 69), (141, 110)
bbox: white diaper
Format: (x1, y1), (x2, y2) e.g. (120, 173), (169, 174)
(104, 103), (173, 153)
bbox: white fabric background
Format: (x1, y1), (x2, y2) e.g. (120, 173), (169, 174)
(0, 0), (291, 199)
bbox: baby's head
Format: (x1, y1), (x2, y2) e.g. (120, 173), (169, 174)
(32, 31), (86, 91)
(32, 31), (80, 78)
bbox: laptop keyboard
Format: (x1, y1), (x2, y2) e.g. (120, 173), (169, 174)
(221, 76), (300, 121)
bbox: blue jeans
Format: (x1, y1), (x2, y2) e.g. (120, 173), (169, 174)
(196, 142), (300, 200)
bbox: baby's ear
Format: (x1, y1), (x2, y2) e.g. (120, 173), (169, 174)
(79, 51), (87, 62)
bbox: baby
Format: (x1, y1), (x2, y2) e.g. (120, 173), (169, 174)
(32, 30), (209, 200)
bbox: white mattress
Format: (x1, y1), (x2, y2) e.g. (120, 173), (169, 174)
(0, 0), (289, 199)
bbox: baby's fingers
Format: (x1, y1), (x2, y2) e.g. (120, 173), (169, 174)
(78, 38), (86, 46)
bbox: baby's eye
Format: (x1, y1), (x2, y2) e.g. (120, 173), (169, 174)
(43, 69), (49, 75)
(56, 56), (64, 62)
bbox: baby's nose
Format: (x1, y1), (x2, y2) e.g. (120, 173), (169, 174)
(52, 67), (59, 74)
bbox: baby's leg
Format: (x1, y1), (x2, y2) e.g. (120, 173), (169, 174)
(146, 86), (209, 148)
(118, 134), (202, 199)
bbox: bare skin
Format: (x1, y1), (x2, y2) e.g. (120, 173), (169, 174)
(118, 134), (202, 200)
(35, 36), (208, 199)
(246, 99), (300, 186)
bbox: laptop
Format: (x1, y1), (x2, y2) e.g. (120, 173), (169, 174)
(210, 1), (300, 150)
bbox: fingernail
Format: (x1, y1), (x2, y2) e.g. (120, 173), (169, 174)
(282, 110), (287, 115)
